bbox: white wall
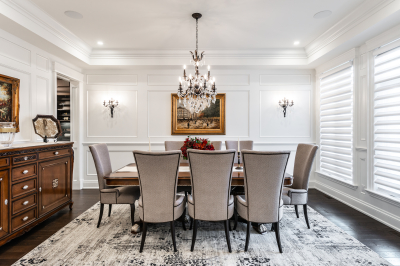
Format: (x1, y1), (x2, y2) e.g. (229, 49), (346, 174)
(0, 28), (83, 190)
(314, 24), (400, 232)
(82, 68), (316, 189)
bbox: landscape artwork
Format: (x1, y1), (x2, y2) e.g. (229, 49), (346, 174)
(171, 93), (226, 135)
(0, 74), (20, 132)
(0, 80), (13, 122)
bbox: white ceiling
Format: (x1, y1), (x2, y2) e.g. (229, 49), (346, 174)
(30, 0), (364, 50)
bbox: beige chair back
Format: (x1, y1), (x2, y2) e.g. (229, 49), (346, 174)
(133, 150), (181, 223)
(89, 143), (112, 191)
(212, 141), (222, 150)
(292, 144), (318, 190)
(225, 140), (254, 163)
(188, 149), (235, 221)
(242, 150), (290, 223)
(164, 141), (184, 151)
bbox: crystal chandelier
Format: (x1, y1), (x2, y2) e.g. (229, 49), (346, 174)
(178, 13), (217, 113)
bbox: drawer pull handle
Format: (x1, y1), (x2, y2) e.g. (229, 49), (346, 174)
(22, 216), (29, 222)
(23, 170), (29, 174)
(54, 152), (59, 155)
(0, 178), (2, 181)
(0, 227), (2, 231)
(24, 156), (28, 161)
(22, 185), (29, 190)
(23, 201), (29, 205)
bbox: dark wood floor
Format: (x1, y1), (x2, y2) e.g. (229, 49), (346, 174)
(0, 189), (399, 265)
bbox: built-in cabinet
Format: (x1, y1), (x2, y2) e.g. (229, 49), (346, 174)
(0, 142), (74, 246)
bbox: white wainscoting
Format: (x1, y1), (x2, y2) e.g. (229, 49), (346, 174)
(260, 74), (311, 86)
(87, 74), (138, 85)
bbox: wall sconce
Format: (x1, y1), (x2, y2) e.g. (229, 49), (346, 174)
(103, 98), (118, 118)
(279, 98), (294, 117)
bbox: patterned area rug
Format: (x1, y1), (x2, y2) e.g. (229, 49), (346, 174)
(13, 203), (390, 266)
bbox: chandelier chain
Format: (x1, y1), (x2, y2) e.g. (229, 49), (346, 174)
(196, 18), (198, 51)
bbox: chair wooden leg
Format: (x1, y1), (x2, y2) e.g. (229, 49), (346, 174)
(303, 204), (310, 229)
(271, 223), (274, 231)
(180, 210), (187, 231)
(189, 216), (193, 230)
(108, 204), (112, 217)
(170, 221), (177, 252)
(294, 205), (299, 218)
(224, 220), (232, 253)
(139, 222), (147, 253)
(97, 203), (104, 228)
(274, 222), (283, 253)
(130, 204), (135, 226)
(233, 208), (238, 230)
(245, 221), (251, 251)
(190, 219), (198, 252)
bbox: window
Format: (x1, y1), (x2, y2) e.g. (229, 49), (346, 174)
(319, 62), (354, 183)
(373, 45), (400, 199)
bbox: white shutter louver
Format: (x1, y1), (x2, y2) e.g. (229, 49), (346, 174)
(319, 64), (354, 182)
(373, 45), (400, 199)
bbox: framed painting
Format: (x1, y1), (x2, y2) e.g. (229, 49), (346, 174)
(0, 74), (20, 132)
(171, 93), (226, 135)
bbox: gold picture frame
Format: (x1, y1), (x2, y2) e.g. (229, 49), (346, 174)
(171, 93), (226, 135)
(0, 74), (20, 132)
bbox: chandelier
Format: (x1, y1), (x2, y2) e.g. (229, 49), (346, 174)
(178, 13), (217, 113)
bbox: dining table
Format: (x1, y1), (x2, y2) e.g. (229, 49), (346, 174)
(104, 163), (294, 187)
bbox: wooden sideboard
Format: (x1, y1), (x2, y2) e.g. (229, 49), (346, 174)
(0, 142), (74, 246)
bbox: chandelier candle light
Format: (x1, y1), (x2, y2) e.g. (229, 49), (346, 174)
(103, 98), (119, 118)
(178, 13), (217, 114)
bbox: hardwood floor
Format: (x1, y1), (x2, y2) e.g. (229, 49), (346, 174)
(0, 189), (399, 265)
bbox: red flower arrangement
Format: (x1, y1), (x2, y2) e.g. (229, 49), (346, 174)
(181, 136), (215, 160)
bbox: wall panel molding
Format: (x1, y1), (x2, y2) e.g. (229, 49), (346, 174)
(87, 74), (138, 85)
(260, 74), (310, 86)
(36, 54), (49, 72)
(0, 36), (31, 66)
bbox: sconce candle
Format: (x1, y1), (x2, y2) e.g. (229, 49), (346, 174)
(103, 98), (119, 118)
(278, 97), (294, 117)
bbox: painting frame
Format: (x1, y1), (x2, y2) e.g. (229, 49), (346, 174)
(171, 93), (226, 135)
(0, 74), (20, 132)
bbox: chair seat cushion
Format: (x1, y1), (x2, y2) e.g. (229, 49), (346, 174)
(188, 194), (233, 220)
(282, 187), (291, 205)
(235, 195), (284, 223)
(282, 187), (308, 205)
(100, 186), (140, 204)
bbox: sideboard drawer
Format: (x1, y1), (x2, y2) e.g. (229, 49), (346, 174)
(12, 164), (37, 182)
(12, 178), (37, 199)
(39, 149), (70, 160)
(12, 193), (37, 216)
(0, 157), (10, 168)
(12, 208), (37, 232)
(13, 154), (37, 165)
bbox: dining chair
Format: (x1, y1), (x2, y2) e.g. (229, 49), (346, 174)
(133, 150), (186, 253)
(212, 141), (222, 150)
(234, 150), (290, 253)
(89, 144), (140, 228)
(225, 140), (253, 163)
(187, 149), (236, 253)
(164, 141), (184, 151)
(281, 144), (318, 229)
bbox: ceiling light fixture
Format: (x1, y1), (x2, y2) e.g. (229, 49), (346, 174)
(294, 41), (300, 45)
(177, 13), (216, 114)
(97, 41), (103, 45)
(313, 10), (332, 19)
(64, 11), (83, 19)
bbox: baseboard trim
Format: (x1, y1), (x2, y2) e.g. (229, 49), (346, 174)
(315, 181), (400, 232)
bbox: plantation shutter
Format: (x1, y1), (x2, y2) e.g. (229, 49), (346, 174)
(373, 45), (400, 199)
(319, 62), (354, 182)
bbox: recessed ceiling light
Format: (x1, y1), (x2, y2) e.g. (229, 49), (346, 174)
(313, 10), (332, 19)
(294, 41), (300, 45)
(64, 11), (83, 19)
(97, 41), (103, 45)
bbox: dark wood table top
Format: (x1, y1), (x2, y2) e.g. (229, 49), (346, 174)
(104, 163), (293, 187)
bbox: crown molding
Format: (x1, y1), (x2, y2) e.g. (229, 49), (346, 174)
(365, 23), (400, 52)
(315, 48), (356, 76)
(0, 0), (92, 63)
(305, 0), (396, 62)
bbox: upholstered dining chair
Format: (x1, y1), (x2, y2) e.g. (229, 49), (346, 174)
(212, 141), (222, 150)
(187, 149), (236, 253)
(281, 144), (318, 229)
(234, 150), (290, 253)
(225, 140), (253, 163)
(89, 144), (140, 228)
(133, 150), (186, 253)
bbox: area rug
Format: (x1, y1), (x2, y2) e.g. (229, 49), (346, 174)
(13, 203), (390, 266)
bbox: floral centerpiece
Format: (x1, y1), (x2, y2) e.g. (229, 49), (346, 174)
(181, 136), (215, 160)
